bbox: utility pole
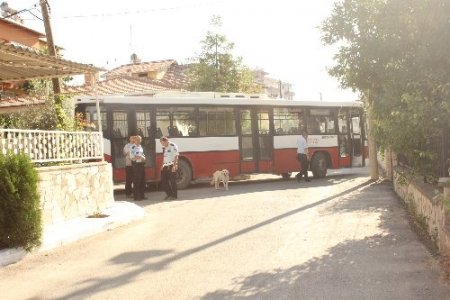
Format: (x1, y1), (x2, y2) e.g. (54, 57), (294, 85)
(40, 0), (65, 127)
(279, 80), (282, 99)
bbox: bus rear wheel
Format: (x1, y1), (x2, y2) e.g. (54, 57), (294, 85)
(176, 159), (192, 190)
(311, 152), (328, 178)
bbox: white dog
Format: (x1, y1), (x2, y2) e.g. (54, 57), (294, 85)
(211, 169), (230, 190)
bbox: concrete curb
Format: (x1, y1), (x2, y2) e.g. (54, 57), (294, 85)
(0, 248), (27, 267)
(0, 201), (145, 267)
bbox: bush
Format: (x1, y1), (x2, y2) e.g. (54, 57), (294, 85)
(0, 153), (42, 251)
(0, 94), (77, 131)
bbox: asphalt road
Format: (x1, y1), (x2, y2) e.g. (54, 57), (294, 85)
(1, 170), (449, 299)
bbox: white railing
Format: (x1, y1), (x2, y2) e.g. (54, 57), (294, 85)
(0, 129), (104, 163)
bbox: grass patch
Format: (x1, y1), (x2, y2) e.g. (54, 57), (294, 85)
(87, 212), (109, 218)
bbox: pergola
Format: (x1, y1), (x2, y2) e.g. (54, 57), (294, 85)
(0, 42), (102, 128)
(0, 42), (100, 81)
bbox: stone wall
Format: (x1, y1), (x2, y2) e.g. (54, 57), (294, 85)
(378, 151), (450, 255)
(37, 162), (114, 225)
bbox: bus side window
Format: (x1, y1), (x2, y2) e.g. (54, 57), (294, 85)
(156, 127), (163, 138)
(156, 109), (170, 137)
(113, 128), (122, 137)
(91, 110), (107, 137)
(338, 112), (348, 134)
(112, 111), (128, 138)
(273, 107), (304, 135)
(309, 109), (336, 135)
(168, 126), (180, 137)
(307, 117), (321, 134)
(289, 127), (298, 134)
(137, 128), (144, 137)
(188, 126), (197, 136)
(199, 107), (236, 136)
(327, 117), (336, 134)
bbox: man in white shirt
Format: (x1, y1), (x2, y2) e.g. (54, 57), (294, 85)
(123, 135), (135, 197)
(296, 130), (311, 182)
(130, 135), (147, 200)
(160, 136), (179, 200)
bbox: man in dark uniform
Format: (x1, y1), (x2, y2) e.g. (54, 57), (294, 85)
(160, 136), (179, 200)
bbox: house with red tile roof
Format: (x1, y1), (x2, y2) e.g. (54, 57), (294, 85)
(67, 58), (295, 99)
(0, 18), (46, 49)
(63, 59), (191, 97)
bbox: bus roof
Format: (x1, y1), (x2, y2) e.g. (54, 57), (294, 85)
(75, 92), (362, 108)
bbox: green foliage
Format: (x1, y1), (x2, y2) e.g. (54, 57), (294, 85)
(0, 153), (42, 251)
(396, 173), (408, 186)
(188, 15), (261, 93)
(6, 66), (75, 130)
(321, 0), (450, 176)
(444, 197), (450, 212)
(0, 94), (77, 131)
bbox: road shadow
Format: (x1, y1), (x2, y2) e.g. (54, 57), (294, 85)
(116, 173), (369, 207)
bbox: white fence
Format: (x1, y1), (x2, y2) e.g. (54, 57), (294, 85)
(0, 129), (104, 163)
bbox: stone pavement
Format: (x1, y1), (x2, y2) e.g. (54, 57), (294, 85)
(0, 201), (145, 267)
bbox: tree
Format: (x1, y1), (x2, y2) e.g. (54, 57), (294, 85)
(188, 15), (261, 93)
(9, 46), (75, 130)
(321, 0), (450, 177)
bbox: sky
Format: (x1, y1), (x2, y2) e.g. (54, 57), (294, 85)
(10, 0), (358, 101)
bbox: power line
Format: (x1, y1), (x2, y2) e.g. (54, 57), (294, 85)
(28, 9), (43, 21)
(21, 0), (228, 20)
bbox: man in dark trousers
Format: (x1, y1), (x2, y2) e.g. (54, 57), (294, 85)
(160, 136), (179, 200)
(123, 135), (135, 197)
(130, 135), (147, 200)
(296, 129), (311, 182)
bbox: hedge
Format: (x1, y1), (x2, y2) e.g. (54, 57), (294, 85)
(0, 153), (42, 251)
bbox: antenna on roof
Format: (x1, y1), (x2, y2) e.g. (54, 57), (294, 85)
(130, 53), (141, 64)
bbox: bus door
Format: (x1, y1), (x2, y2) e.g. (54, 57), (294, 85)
(110, 110), (130, 182)
(337, 110), (351, 168)
(239, 108), (273, 173)
(350, 110), (364, 167)
(134, 109), (157, 181)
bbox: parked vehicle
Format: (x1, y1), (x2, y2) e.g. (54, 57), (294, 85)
(75, 92), (367, 189)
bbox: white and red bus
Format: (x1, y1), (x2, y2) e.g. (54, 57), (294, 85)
(75, 92), (367, 189)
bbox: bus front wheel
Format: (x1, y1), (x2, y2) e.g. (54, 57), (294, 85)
(311, 152), (328, 178)
(176, 159), (192, 189)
